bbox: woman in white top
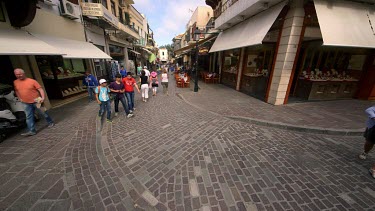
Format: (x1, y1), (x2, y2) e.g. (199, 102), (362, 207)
(161, 69), (169, 95)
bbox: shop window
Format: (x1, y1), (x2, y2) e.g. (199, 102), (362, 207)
(36, 56), (86, 99)
(298, 43), (368, 81)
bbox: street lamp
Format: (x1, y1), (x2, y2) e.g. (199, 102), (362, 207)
(194, 28), (201, 92)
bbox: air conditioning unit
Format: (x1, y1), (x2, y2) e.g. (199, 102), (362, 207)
(60, 0), (80, 20)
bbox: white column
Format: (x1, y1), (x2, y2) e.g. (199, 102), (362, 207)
(236, 47), (246, 91)
(267, 1), (304, 105)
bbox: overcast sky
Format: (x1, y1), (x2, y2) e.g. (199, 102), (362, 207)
(133, 0), (209, 46)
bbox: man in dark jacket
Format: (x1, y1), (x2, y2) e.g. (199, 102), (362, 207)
(83, 71), (98, 102)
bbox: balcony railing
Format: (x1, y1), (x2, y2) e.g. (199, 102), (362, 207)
(213, 0), (239, 18)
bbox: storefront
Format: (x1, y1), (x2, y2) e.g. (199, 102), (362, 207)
(208, 0), (375, 104)
(0, 56), (16, 96)
(221, 49), (241, 89)
(240, 45), (274, 100)
(35, 56), (88, 99)
(291, 43), (369, 101)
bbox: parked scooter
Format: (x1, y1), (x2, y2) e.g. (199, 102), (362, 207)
(0, 90), (26, 142)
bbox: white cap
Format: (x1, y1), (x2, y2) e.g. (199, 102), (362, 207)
(144, 66), (147, 69)
(99, 79), (107, 84)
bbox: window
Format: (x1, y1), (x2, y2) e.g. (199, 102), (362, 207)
(111, 1), (116, 16)
(162, 52), (164, 56)
(101, 0), (108, 9)
(119, 7), (123, 22)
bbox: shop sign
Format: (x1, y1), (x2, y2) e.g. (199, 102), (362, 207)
(81, 3), (103, 16)
(81, 3), (119, 28)
(198, 47), (209, 55)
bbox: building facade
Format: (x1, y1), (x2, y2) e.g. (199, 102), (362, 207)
(0, 0), (111, 108)
(158, 48), (169, 63)
(206, 0), (375, 104)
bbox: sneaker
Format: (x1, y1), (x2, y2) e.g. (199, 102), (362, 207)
(106, 119), (112, 123)
(369, 169), (375, 179)
(359, 152), (368, 160)
(115, 112), (118, 117)
(127, 113), (134, 118)
(129, 110), (133, 114)
(48, 123), (55, 128)
(133, 107), (136, 111)
(21, 131), (36, 136)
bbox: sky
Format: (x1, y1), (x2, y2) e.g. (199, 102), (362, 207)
(133, 0), (209, 47)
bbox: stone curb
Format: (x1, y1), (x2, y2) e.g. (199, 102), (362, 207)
(177, 93), (364, 136)
(226, 116), (364, 136)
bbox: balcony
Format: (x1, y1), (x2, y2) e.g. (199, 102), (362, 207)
(81, 3), (139, 40)
(214, 0), (284, 30)
(81, 3), (119, 29)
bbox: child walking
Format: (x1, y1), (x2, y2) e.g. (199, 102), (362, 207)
(95, 79), (112, 122)
(150, 71), (158, 96)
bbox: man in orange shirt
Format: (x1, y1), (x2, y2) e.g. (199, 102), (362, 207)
(13, 68), (54, 136)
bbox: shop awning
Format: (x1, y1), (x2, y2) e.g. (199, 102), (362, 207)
(209, 1), (286, 53)
(0, 28), (62, 55)
(142, 48), (152, 54)
(174, 35), (217, 54)
(314, 0), (375, 48)
(129, 50), (140, 55)
(33, 34), (112, 59)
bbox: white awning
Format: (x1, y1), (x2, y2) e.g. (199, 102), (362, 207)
(142, 48), (152, 54)
(0, 28), (62, 55)
(33, 34), (112, 59)
(210, 1), (286, 53)
(314, 0), (375, 48)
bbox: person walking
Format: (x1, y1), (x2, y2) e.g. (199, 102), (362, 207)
(95, 79), (112, 122)
(139, 70), (149, 102)
(83, 71), (98, 102)
(122, 72), (140, 113)
(359, 105), (375, 161)
(13, 68), (54, 136)
(119, 66), (127, 78)
(161, 69), (169, 95)
(137, 63), (142, 76)
(109, 74), (133, 118)
(143, 66), (150, 77)
(150, 71), (159, 96)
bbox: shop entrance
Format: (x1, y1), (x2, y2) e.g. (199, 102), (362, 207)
(0, 56), (15, 94)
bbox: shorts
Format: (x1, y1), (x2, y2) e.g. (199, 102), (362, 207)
(364, 126), (375, 143)
(161, 82), (168, 88)
(152, 83), (158, 87)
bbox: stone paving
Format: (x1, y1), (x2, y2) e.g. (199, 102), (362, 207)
(179, 81), (374, 131)
(0, 74), (374, 211)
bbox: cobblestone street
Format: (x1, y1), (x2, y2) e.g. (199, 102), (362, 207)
(0, 76), (374, 211)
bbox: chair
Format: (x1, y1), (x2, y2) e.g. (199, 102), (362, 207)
(184, 77), (190, 87)
(177, 78), (184, 88)
(213, 74), (220, 84)
(204, 73), (213, 83)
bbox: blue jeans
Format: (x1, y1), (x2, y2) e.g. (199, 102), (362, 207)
(114, 96), (130, 114)
(125, 92), (135, 111)
(23, 103), (54, 133)
(88, 86), (95, 101)
(99, 100), (111, 120)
